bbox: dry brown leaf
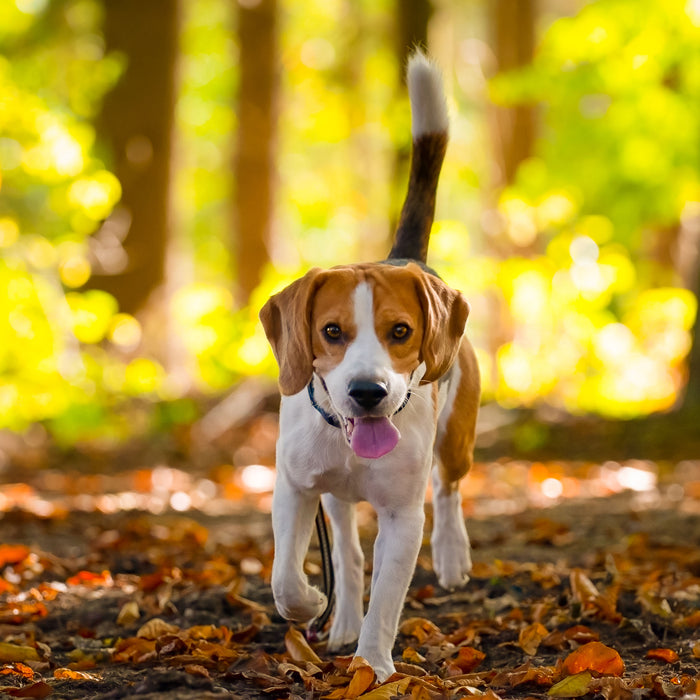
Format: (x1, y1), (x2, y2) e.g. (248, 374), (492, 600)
(284, 626), (322, 664)
(398, 617), (444, 644)
(0, 680), (53, 698)
(184, 664), (211, 678)
(136, 618), (180, 639)
(519, 622), (549, 656)
(562, 642), (624, 677)
(645, 648), (679, 663)
(569, 570), (620, 622)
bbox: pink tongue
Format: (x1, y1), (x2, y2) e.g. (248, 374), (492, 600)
(350, 417), (400, 459)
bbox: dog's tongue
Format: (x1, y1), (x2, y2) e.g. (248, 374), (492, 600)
(350, 417), (400, 459)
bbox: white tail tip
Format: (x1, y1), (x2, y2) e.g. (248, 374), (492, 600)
(407, 50), (449, 138)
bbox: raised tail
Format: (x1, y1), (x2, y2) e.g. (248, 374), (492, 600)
(388, 51), (449, 264)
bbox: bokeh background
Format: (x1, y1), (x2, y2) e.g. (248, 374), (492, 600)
(0, 0), (699, 452)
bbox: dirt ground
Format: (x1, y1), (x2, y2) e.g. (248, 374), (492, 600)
(1, 451), (699, 699)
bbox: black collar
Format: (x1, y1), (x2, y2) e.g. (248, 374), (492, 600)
(307, 377), (412, 429)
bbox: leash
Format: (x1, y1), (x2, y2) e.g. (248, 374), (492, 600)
(306, 500), (335, 640)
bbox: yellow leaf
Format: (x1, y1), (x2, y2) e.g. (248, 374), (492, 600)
(116, 600), (140, 627)
(357, 677), (412, 699)
(548, 671), (592, 697)
(284, 626), (322, 664)
(519, 623), (549, 656)
(0, 642), (40, 663)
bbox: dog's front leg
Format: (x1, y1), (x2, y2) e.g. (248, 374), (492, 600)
(271, 473), (327, 622)
(355, 506), (425, 682)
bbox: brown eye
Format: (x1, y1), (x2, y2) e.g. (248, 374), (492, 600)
(324, 324), (342, 341)
(391, 323), (411, 341)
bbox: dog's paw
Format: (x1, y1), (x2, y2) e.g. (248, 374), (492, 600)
(355, 649), (395, 683)
(432, 534), (472, 591)
(274, 584), (327, 623)
(327, 609), (362, 651)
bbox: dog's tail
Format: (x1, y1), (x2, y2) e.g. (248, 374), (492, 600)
(388, 51), (449, 264)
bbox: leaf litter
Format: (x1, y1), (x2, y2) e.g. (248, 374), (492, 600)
(0, 457), (699, 698)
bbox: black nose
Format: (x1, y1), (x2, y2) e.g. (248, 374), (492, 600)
(348, 380), (388, 409)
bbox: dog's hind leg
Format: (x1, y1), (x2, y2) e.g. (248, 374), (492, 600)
(322, 494), (365, 650)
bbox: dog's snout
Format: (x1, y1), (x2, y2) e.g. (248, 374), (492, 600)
(348, 380), (388, 410)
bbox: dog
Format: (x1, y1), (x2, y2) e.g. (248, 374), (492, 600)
(259, 51), (480, 681)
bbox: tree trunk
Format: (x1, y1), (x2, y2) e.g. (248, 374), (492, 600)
(91, 0), (179, 315)
(490, 0), (536, 188)
(233, 0), (278, 306)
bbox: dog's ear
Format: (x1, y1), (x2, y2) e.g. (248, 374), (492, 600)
(411, 264), (470, 383)
(259, 268), (323, 395)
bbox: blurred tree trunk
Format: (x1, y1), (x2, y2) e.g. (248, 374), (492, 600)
(681, 235), (700, 413)
(92, 0), (179, 314)
(490, 0), (536, 188)
(233, 0), (278, 305)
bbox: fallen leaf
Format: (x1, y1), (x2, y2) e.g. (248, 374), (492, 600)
(452, 646), (486, 672)
(345, 659), (374, 697)
(562, 642), (624, 677)
(284, 626), (322, 664)
(0, 544), (30, 568)
(53, 668), (102, 680)
(569, 570), (620, 622)
(645, 648), (679, 663)
(184, 664), (211, 678)
(136, 618), (180, 639)
(0, 642), (40, 663)
(356, 677), (411, 699)
(398, 617), (444, 644)
(0, 663), (34, 679)
(519, 622), (549, 656)
(0, 681), (53, 698)
(116, 600), (140, 626)
(65, 570), (113, 587)
(402, 647), (426, 664)
(548, 671), (592, 697)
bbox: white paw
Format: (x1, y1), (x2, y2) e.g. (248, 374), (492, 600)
(274, 584), (327, 622)
(432, 531), (472, 590)
(327, 609), (363, 650)
(355, 649), (395, 683)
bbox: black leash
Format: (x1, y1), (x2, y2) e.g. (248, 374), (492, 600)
(306, 501), (335, 640)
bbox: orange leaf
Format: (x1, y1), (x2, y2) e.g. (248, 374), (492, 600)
(453, 646), (486, 672)
(284, 627), (322, 664)
(0, 544), (30, 568)
(646, 648), (679, 663)
(0, 663), (34, 679)
(53, 668), (101, 681)
(519, 623), (549, 656)
(66, 570), (113, 587)
(398, 617), (443, 644)
(562, 642), (624, 677)
(345, 659), (375, 697)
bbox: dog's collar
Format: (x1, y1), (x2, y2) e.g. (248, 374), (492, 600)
(307, 377), (411, 429)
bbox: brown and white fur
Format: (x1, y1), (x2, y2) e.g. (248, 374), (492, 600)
(260, 52), (480, 681)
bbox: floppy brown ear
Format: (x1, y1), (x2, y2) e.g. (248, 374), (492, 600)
(412, 264), (470, 383)
(259, 269), (322, 395)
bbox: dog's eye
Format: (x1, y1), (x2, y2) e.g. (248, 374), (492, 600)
(391, 323), (411, 341)
(324, 324), (342, 341)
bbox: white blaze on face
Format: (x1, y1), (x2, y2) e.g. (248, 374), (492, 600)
(322, 281), (409, 459)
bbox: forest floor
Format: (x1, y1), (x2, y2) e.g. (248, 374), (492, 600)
(0, 401), (699, 699)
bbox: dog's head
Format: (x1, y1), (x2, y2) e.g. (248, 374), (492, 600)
(260, 262), (468, 459)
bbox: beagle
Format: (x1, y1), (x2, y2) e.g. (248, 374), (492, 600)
(260, 51), (480, 682)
